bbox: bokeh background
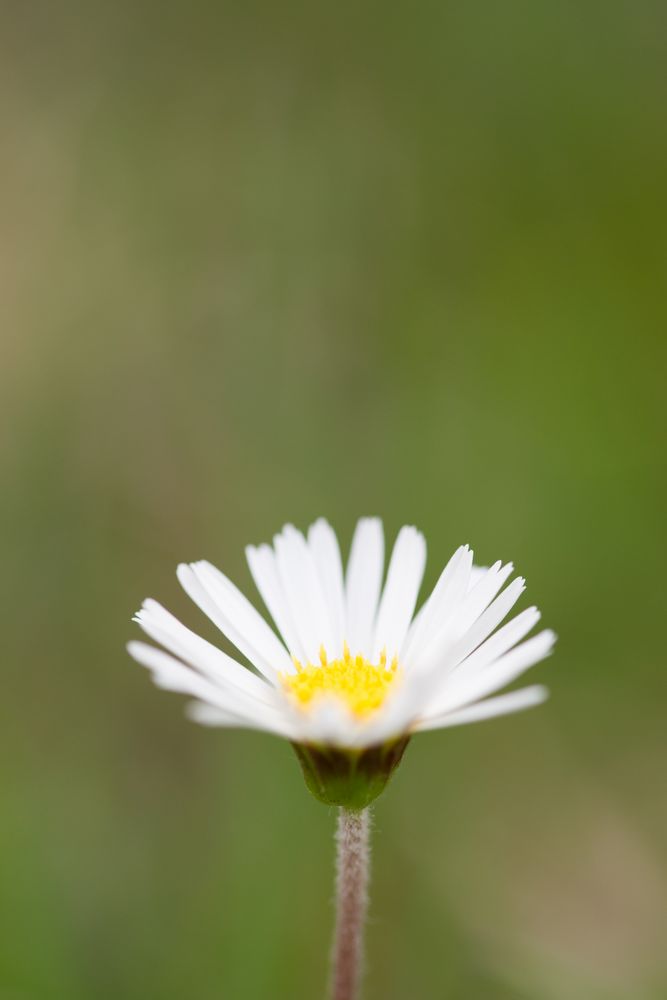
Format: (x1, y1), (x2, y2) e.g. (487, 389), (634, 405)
(1, 2), (666, 998)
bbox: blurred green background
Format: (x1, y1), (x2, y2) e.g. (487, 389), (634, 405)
(1, 1), (666, 998)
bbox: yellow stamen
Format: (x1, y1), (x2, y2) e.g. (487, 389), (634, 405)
(281, 644), (400, 718)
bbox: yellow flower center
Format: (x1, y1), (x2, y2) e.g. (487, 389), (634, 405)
(280, 643), (400, 718)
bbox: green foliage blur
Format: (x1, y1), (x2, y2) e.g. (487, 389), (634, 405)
(1, 1), (665, 997)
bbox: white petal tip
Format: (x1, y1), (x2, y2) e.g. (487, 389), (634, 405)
(185, 701), (226, 726)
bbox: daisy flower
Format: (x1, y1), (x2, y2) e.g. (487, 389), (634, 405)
(128, 517), (555, 807)
(127, 516), (556, 1000)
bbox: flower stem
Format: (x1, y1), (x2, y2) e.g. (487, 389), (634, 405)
(330, 807), (371, 1000)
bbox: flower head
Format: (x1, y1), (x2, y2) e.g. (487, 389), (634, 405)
(128, 518), (555, 805)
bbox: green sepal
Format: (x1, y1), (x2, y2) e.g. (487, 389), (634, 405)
(291, 737), (410, 809)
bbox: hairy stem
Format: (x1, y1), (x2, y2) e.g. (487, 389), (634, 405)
(330, 807), (371, 1000)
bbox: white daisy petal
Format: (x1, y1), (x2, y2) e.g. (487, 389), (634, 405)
(246, 543), (305, 666)
(417, 574), (526, 676)
(308, 518), (346, 658)
(273, 523), (336, 663)
(411, 560), (516, 670)
(426, 629), (556, 717)
(345, 517), (384, 657)
(449, 560), (515, 640)
(295, 688), (417, 750)
(176, 562), (290, 683)
(134, 599), (279, 703)
(414, 684), (549, 732)
(290, 697), (359, 748)
(402, 545), (473, 665)
(193, 561), (293, 673)
(345, 681), (423, 748)
(449, 605), (542, 679)
(185, 701), (242, 727)
(467, 564), (489, 591)
(184, 700), (294, 735)
(414, 562), (514, 664)
(127, 641), (293, 736)
(372, 526), (426, 661)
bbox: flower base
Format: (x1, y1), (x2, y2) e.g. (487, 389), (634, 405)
(291, 737), (410, 809)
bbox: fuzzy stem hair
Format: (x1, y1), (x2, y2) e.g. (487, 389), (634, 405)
(330, 807), (371, 1000)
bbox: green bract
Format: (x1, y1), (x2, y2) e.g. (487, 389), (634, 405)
(292, 737), (410, 809)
